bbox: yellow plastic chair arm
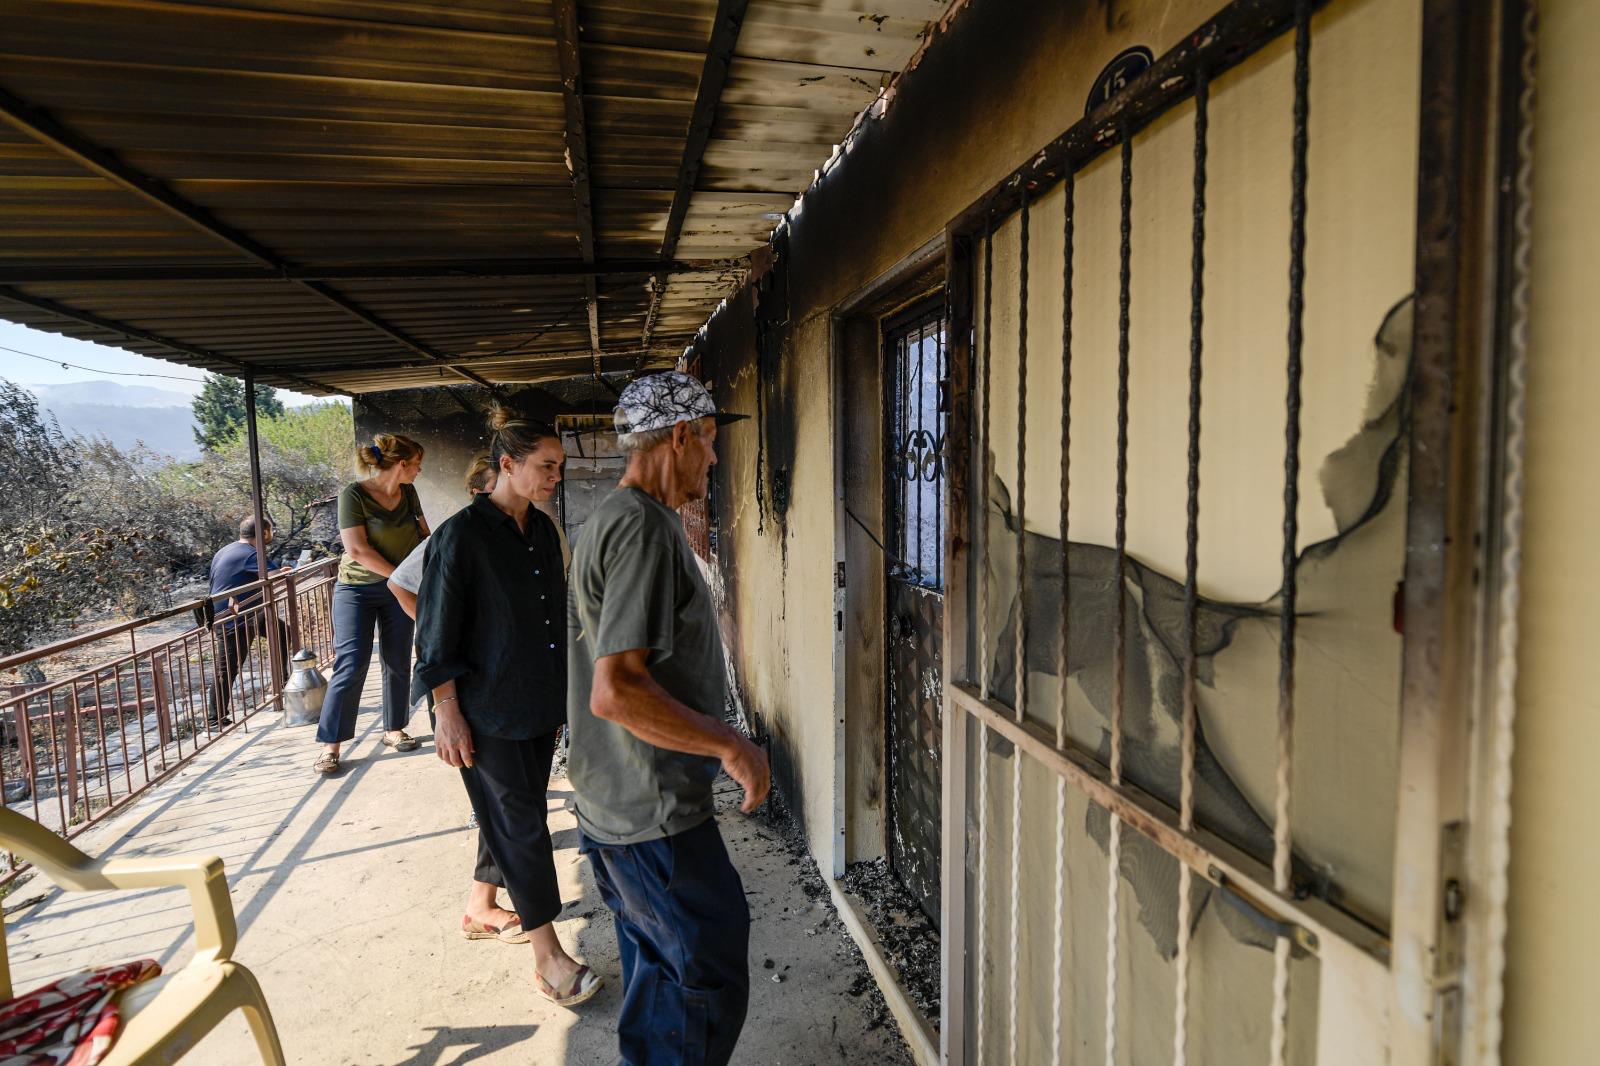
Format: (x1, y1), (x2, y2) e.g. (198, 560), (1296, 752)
(0, 811), (238, 962)
(95, 856), (238, 963)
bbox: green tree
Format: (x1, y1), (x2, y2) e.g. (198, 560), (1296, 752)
(0, 379), (349, 658)
(213, 402), (351, 552)
(191, 373), (283, 452)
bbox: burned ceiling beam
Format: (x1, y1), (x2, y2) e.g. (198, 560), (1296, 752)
(0, 83), (494, 390)
(0, 286), (350, 397)
(551, 0), (602, 372)
(645, 0), (752, 348)
(0, 258), (747, 285)
(260, 343), (682, 378)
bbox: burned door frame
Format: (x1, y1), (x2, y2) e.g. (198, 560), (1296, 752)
(936, 1), (1525, 1064)
(829, 235), (946, 888)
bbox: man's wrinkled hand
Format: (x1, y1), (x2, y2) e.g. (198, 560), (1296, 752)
(723, 736), (771, 813)
(434, 705), (475, 768)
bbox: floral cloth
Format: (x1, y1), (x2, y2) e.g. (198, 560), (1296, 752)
(0, 959), (161, 1066)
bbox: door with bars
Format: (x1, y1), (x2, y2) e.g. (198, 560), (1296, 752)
(933, 0), (1503, 1063)
(884, 300), (948, 927)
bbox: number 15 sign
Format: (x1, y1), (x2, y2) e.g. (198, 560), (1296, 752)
(1086, 45), (1155, 117)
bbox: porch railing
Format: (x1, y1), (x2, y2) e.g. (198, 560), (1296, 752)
(0, 559), (337, 884)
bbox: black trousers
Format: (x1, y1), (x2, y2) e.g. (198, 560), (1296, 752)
(473, 832), (502, 887)
(429, 706), (503, 889)
(208, 617), (289, 721)
(459, 728), (562, 929)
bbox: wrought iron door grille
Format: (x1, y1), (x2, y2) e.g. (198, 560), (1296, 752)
(885, 298), (947, 926)
(887, 303), (948, 590)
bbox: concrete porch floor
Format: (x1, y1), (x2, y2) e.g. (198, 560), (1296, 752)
(1, 674), (914, 1065)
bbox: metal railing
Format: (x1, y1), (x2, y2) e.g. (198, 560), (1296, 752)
(0, 559), (337, 883)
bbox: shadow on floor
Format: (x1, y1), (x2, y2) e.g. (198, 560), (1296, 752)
(380, 1023), (541, 1066)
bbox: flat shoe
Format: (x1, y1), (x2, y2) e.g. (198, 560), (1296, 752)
(461, 914), (530, 945)
(313, 753), (339, 776)
(536, 964), (603, 1008)
(382, 731), (421, 752)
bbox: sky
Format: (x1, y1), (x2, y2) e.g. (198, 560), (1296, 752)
(0, 317), (324, 405)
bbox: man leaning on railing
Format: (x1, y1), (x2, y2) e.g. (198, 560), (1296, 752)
(205, 516), (289, 726)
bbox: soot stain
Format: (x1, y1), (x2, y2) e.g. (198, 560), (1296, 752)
(984, 296), (1413, 957)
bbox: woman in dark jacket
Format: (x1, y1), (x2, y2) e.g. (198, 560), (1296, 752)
(414, 409), (601, 1008)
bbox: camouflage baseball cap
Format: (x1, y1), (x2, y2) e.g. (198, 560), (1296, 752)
(613, 370), (746, 435)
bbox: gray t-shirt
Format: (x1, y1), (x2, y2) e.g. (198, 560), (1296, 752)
(566, 486), (725, 845)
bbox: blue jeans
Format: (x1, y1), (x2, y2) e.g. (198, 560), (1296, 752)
(583, 819), (750, 1066)
(315, 581), (414, 743)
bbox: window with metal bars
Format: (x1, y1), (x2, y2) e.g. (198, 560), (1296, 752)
(885, 301), (948, 592)
(929, 0), (1494, 1062)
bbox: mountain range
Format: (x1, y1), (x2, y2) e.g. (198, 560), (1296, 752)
(26, 381), (201, 459)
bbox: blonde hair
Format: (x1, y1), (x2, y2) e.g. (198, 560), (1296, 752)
(354, 432), (423, 474)
(464, 453), (496, 495)
(486, 405), (558, 469)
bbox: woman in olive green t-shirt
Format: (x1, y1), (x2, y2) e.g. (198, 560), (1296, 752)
(313, 433), (430, 775)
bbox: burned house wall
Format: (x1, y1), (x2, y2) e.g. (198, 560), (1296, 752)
(700, 0), (1273, 875)
(701, 0), (1417, 858)
(698, 0), (1429, 1060)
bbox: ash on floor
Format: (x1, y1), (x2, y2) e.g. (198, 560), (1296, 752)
(551, 728), (569, 779)
(839, 858), (942, 1032)
(719, 782), (917, 1062)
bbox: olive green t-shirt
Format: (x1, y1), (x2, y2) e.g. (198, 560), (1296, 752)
(336, 482), (424, 585)
(566, 486), (725, 845)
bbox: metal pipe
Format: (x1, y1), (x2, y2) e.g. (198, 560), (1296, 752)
(244, 374), (285, 715)
(1008, 188), (1030, 1066)
(284, 571), (303, 654)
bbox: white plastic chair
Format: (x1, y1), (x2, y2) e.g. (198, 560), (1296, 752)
(0, 808), (285, 1065)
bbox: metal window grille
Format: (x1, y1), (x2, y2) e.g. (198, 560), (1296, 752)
(934, 0), (1518, 1063)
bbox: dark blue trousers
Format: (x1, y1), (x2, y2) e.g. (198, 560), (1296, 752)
(315, 581), (414, 743)
(583, 819), (751, 1066)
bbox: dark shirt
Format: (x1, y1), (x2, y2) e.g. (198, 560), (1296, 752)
(414, 494), (567, 740)
(208, 540), (273, 629)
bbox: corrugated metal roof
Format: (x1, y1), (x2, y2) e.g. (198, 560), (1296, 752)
(0, 0), (948, 394)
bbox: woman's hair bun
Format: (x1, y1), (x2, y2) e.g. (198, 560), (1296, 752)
(485, 404), (558, 466)
(486, 403), (522, 433)
(355, 432), (423, 473)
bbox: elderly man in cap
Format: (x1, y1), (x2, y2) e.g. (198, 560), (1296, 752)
(567, 370), (770, 1066)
